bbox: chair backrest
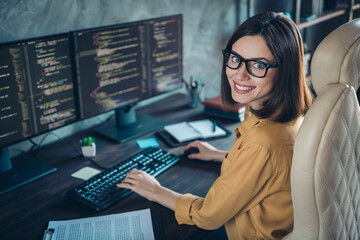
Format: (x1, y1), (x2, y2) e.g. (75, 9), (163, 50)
(284, 19), (360, 240)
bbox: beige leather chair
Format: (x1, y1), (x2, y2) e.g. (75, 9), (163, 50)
(284, 19), (360, 239)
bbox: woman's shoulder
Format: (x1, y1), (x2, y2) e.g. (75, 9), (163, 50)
(245, 117), (303, 170)
(246, 116), (303, 146)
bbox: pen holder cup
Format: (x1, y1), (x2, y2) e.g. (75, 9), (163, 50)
(187, 88), (202, 108)
(81, 143), (96, 157)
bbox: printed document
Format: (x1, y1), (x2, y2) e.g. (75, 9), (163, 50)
(44, 209), (154, 240)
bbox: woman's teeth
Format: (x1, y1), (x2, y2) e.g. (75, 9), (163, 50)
(235, 84), (255, 91)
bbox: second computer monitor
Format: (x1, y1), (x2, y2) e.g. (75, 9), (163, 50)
(72, 15), (182, 142)
(72, 14), (183, 120)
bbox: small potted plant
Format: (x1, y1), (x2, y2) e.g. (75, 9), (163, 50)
(80, 136), (96, 157)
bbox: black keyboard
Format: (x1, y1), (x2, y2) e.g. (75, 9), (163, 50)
(67, 147), (179, 212)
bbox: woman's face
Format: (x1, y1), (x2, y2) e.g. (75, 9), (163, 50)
(226, 34), (279, 110)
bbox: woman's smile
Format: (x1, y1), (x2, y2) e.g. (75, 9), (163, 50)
(233, 82), (256, 93)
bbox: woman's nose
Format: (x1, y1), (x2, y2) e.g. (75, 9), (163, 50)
(234, 62), (250, 79)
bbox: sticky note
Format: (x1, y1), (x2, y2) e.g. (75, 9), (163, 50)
(136, 137), (159, 149)
(71, 166), (101, 181)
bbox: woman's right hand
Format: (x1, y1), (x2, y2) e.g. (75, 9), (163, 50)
(183, 140), (227, 162)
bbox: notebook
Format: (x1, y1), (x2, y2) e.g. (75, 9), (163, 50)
(163, 119), (227, 143)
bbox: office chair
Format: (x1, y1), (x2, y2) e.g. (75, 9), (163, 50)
(284, 19), (360, 239)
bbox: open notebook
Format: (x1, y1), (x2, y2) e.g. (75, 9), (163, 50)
(164, 119), (227, 143)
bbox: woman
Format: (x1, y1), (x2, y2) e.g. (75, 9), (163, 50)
(117, 11), (313, 239)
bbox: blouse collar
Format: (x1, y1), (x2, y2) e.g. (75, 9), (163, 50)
(235, 114), (261, 138)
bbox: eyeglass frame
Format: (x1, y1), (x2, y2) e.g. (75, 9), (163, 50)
(222, 49), (279, 78)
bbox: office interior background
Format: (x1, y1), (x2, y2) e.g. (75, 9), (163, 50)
(1, 0), (359, 157)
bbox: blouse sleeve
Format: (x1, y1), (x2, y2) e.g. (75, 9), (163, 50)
(174, 143), (272, 229)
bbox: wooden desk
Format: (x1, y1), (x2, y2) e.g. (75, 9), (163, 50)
(0, 93), (239, 240)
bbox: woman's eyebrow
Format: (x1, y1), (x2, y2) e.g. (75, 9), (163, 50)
(232, 50), (271, 62)
(251, 57), (271, 62)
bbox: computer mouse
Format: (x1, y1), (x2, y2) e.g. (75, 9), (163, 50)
(184, 147), (199, 158)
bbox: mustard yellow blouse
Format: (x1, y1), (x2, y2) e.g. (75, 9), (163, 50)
(175, 114), (303, 239)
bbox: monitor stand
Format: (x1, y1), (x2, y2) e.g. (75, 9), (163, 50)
(0, 147), (57, 195)
(95, 105), (168, 143)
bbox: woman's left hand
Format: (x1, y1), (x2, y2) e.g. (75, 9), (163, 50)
(117, 169), (160, 202)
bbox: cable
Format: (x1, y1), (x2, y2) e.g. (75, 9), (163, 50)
(28, 138), (39, 152)
(84, 157), (106, 170)
(30, 132), (107, 170)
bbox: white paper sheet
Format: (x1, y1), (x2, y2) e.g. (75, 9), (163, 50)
(188, 119), (226, 138)
(164, 121), (202, 142)
(45, 209), (154, 240)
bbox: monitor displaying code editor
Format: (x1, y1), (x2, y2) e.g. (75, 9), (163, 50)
(0, 34), (76, 147)
(72, 15), (182, 119)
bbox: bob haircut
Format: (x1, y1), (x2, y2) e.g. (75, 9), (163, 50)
(221, 11), (313, 122)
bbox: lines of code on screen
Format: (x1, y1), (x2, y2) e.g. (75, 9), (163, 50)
(0, 35), (76, 147)
(73, 15), (182, 119)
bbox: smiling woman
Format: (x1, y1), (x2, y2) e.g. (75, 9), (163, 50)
(117, 11), (314, 240)
(222, 12), (313, 123)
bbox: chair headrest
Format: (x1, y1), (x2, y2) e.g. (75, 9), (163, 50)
(311, 19), (360, 94)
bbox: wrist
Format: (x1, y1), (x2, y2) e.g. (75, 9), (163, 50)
(153, 185), (181, 211)
(148, 184), (164, 202)
(213, 150), (227, 162)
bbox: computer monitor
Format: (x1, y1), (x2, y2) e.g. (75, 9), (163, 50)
(0, 33), (76, 194)
(72, 14), (183, 142)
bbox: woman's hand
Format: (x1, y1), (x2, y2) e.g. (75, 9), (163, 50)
(183, 140), (227, 162)
(117, 169), (180, 211)
(117, 169), (160, 201)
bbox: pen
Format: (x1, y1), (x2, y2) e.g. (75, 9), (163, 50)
(190, 76), (198, 89)
(43, 228), (54, 240)
(182, 78), (191, 90)
(212, 120), (217, 132)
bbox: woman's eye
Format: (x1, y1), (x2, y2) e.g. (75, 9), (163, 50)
(253, 62), (267, 69)
(231, 56), (240, 63)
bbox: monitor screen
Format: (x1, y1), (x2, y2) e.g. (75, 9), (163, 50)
(0, 34), (76, 148)
(72, 15), (182, 142)
(0, 33), (76, 194)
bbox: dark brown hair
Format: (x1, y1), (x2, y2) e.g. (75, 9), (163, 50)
(221, 11), (313, 122)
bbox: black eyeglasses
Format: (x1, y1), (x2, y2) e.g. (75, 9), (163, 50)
(222, 49), (279, 78)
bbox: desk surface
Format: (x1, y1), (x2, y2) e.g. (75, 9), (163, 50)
(0, 93), (239, 240)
